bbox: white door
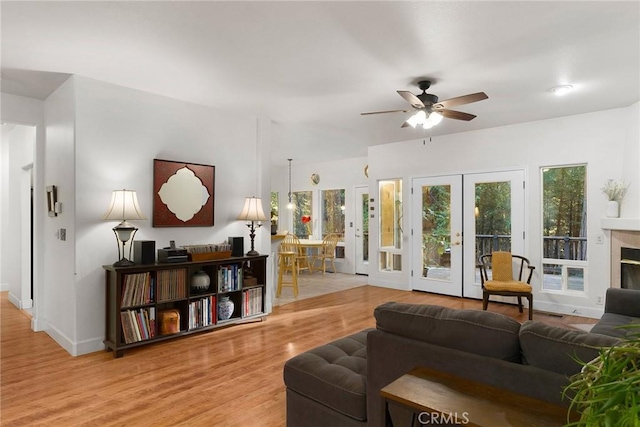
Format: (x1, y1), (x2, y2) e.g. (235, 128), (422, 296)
(462, 170), (526, 298)
(354, 186), (369, 275)
(411, 175), (463, 296)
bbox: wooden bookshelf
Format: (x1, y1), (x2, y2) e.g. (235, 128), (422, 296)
(103, 255), (267, 358)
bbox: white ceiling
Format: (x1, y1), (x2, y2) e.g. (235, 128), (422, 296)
(2, 1), (639, 166)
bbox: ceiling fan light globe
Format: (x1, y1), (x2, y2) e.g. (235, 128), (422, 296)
(407, 110), (426, 128)
(429, 111), (443, 125)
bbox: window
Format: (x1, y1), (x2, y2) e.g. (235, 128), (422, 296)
(541, 165), (587, 292)
(321, 189), (345, 240)
(379, 179), (402, 272)
(292, 191), (312, 238)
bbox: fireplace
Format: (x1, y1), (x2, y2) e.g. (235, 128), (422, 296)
(621, 247), (640, 290)
(610, 229), (640, 288)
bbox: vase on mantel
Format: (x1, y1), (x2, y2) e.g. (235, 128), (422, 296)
(606, 200), (620, 218)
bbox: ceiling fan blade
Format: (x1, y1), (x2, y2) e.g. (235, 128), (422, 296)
(434, 92), (488, 109)
(439, 109), (477, 121)
(397, 91), (424, 108)
(361, 109), (411, 116)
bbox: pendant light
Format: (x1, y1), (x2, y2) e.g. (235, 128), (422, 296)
(286, 158), (294, 209)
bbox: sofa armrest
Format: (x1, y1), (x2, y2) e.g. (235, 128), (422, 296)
(604, 288), (640, 317)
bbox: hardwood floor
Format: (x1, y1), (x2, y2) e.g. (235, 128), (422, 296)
(1, 285), (596, 426)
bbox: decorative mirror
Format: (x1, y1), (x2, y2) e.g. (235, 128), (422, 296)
(153, 159), (215, 227)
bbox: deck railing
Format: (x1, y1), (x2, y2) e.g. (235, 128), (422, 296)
(475, 234), (587, 261)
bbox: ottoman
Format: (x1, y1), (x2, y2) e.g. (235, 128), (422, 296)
(283, 329), (373, 427)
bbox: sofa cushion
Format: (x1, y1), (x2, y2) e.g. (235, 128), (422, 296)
(283, 329), (372, 422)
(591, 313), (640, 338)
(374, 302), (522, 362)
(519, 321), (620, 375)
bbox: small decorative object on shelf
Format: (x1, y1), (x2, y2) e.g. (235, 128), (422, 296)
(601, 179), (629, 218)
(191, 270), (210, 292)
(218, 296), (234, 321)
(159, 309), (181, 335)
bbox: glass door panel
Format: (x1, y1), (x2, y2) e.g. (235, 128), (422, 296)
(411, 175), (462, 296)
(463, 171), (525, 298)
(355, 186), (369, 275)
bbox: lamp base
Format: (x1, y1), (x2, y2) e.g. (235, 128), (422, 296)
(246, 250), (260, 257)
(113, 258), (135, 267)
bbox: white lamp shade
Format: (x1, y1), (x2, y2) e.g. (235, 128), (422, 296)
(102, 190), (147, 221)
(237, 196), (268, 221)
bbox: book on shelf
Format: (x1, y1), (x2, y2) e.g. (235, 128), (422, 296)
(188, 296), (216, 330)
(217, 264), (243, 293)
(121, 272), (152, 307)
(120, 307), (155, 344)
(157, 269), (187, 302)
(243, 287), (263, 317)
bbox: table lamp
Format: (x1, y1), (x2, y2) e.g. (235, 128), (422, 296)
(103, 189), (147, 266)
(237, 196), (268, 256)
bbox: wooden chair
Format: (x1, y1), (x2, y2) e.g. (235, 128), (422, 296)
(283, 233), (313, 275)
(478, 251), (535, 320)
(315, 233), (340, 274)
(277, 234), (300, 297)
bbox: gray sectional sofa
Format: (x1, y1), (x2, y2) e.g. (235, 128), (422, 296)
(591, 287), (640, 337)
(284, 289), (640, 427)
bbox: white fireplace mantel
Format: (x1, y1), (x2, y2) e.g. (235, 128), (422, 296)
(601, 218), (640, 231)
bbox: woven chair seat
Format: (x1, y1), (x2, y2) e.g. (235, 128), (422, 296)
(484, 281), (532, 293)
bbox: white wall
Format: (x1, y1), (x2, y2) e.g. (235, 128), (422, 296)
(43, 78), (78, 351)
(366, 104), (639, 318)
(1, 92), (46, 331)
(71, 77), (270, 355)
(621, 102), (640, 218)
(270, 154), (368, 273)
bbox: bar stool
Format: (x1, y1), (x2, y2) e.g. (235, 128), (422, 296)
(277, 250), (298, 297)
(277, 234), (300, 297)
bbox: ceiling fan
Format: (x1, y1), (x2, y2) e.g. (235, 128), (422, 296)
(361, 80), (488, 129)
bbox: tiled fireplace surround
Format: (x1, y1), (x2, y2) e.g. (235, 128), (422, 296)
(609, 227), (640, 289)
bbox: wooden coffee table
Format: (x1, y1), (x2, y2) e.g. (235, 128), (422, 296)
(380, 366), (576, 426)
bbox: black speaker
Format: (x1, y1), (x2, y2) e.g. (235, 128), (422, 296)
(134, 240), (156, 265)
(229, 237), (244, 257)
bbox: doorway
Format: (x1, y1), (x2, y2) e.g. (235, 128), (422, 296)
(354, 186), (369, 275)
(411, 170), (525, 297)
(1, 123), (36, 312)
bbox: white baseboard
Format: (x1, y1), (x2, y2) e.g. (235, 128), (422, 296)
(46, 323), (105, 356)
(533, 300), (604, 320)
(8, 291), (21, 308)
(0, 282), (9, 292)
(46, 323), (75, 356)
(7, 291), (32, 310)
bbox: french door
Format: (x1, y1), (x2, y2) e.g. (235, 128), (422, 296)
(354, 186), (369, 275)
(462, 171), (525, 298)
(411, 175), (463, 296)
(411, 171), (525, 297)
